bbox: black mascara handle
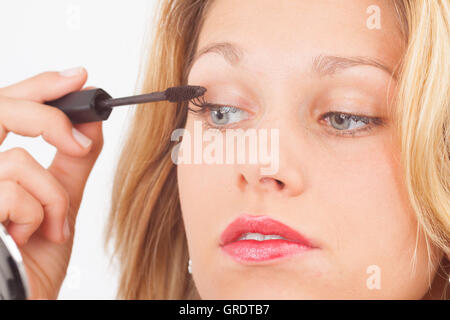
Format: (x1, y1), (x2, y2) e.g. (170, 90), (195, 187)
(45, 88), (113, 124)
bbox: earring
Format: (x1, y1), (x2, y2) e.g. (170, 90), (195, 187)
(188, 259), (192, 274)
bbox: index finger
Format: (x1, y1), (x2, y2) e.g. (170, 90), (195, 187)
(0, 96), (91, 156)
(0, 68), (87, 103)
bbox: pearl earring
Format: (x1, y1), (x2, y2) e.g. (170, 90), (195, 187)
(188, 259), (192, 274)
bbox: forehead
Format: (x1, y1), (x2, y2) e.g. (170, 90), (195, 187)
(194, 0), (403, 76)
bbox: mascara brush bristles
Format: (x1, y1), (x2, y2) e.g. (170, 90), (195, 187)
(164, 85), (206, 102)
(189, 94), (207, 107)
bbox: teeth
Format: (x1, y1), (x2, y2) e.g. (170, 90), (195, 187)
(237, 232), (288, 241)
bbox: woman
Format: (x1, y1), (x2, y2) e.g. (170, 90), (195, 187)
(0, 0), (448, 299)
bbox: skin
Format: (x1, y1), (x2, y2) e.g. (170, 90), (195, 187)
(178, 0), (447, 299)
(0, 68), (103, 299)
(0, 0), (446, 300)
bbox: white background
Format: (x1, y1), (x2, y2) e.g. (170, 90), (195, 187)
(0, 0), (157, 299)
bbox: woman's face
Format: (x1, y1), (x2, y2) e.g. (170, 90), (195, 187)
(177, 0), (443, 299)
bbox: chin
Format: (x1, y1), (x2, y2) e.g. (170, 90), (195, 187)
(196, 280), (314, 300)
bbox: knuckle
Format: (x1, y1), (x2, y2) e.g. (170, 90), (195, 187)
(25, 199), (44, 227)
(0, 181), (43, 226)
(34, 205), (45, 225)
(0, 180), (22, 209)
(5, 147), (31, 164)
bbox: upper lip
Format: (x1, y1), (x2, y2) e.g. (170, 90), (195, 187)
(220, 214), (315, 247)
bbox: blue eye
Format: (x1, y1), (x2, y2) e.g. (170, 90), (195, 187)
(208, 105), (248, 126)
(321, 111), (384, 137)
(188, 101), (250, 128)
(326, 112), (369, 130)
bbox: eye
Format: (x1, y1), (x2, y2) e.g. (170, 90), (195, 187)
(188, 98), (250, 128)
(208, 105), (248, 126)
(326, 112), (368, 130)
(321, 111), (384, 136)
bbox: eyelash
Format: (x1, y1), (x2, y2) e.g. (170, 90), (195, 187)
(188, 96), (385, 137)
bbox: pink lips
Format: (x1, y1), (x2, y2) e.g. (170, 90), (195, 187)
(220, 214), (316, 263)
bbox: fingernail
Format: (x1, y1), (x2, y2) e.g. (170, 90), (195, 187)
(60, 66), (84, 77)
(63, 217), (70, 241)
(72, 127), (92, 149)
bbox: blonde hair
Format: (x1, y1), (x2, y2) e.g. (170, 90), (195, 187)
(104, 0), (450, 299)
(393, 0), (449, 298)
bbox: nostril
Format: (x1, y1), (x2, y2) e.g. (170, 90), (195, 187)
(260, 177), (284, 190)
(275, 179), (284, 188)
(274, 179), (285, 190)
(238, 174), (248, 191)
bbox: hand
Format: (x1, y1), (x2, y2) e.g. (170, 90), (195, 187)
(0, 67), (104, 299)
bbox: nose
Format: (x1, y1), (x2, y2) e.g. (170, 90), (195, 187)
(237, 161), (304, 197)
(233, 89), (307, 198)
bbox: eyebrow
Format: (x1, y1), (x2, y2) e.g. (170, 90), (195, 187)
(188, 41), (396, 79)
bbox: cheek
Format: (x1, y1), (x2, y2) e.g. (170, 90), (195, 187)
(314, 135), (430, 297)
(177, 155), (236, 299)
(178, 161), (234, 242)
(322, 142), (413, 248)
(176, 118), (235, 255)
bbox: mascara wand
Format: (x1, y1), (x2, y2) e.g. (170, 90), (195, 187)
(45, 85), (207, 124)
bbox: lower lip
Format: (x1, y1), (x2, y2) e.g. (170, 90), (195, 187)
(221, 239), (313, 263)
